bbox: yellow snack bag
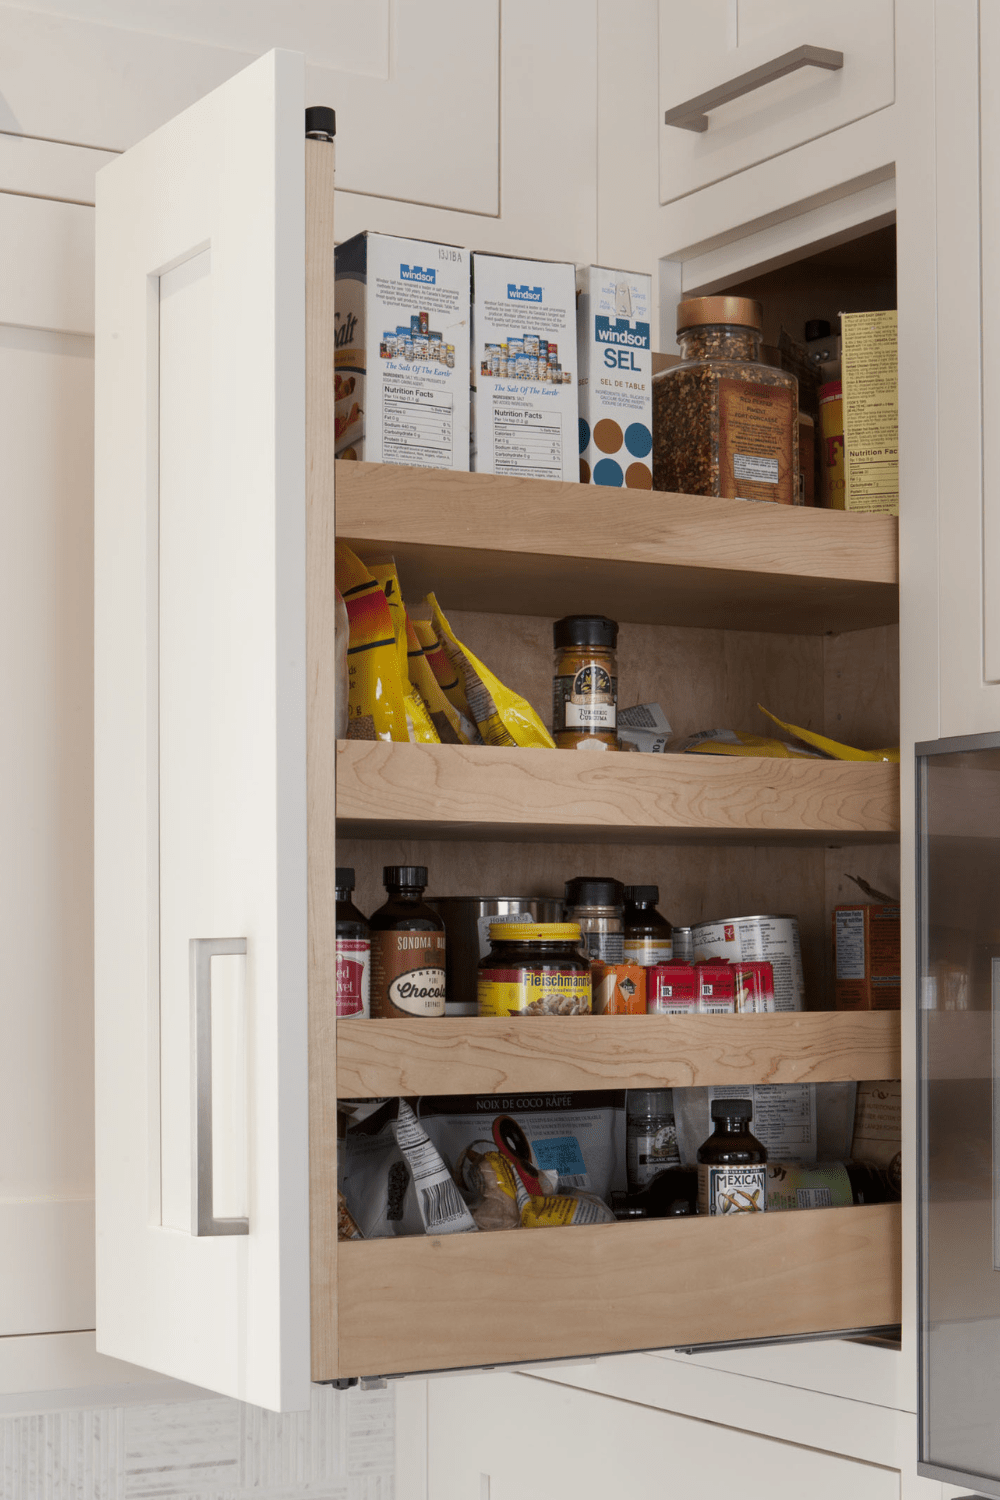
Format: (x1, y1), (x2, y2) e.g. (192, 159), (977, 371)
(368, 559), (440, 745)
(673, 729), (819, 759)
(405, 613), (472, 745)
(410, 614), (477, 729)
(758, 705), (900, 763)
(334, 543), (409, 742)
(427, 593), (556, 750)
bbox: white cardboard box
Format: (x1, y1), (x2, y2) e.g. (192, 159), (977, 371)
(470, 252), (578, 481)
(334, 231), (470, 469)
(577, 265), (653, 488)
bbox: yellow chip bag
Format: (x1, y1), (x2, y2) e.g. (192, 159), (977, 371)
(673, 729), (819, 759)
(426, 593), (555, 750)
(410, 614), (477, 730)
(334, 543), (409, 742)
(368, 559), (440, 745)
(758, 705), (900, 763)
(405, 613), (473, 744)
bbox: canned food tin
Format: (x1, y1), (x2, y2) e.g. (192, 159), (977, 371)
(672, 926), (694, 962)
(477, 922), (591, 1016)
(697, 962), (735, 1014)
(427, 896), (563, 1016)
(734, 960), (776, 1014)
(692, 916), (803, 1012)
(647, 962), (698, 1015)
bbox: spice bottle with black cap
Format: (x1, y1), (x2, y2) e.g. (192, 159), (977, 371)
(623, 885), (673, 965)
(697, 1098), (768, 1216)
(369, 866), (446, 1019)
(564, 876), (625, 963)
(552, 615), (619, 749)
(335, 867), (370, 1018)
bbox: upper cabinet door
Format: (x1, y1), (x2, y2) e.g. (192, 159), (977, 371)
(659, 0), (895, 204)
(94, 50), (311, 1412)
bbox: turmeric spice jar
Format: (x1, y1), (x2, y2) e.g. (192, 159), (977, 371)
(552, 615), (619, 749)
(653, 296), (799, 505)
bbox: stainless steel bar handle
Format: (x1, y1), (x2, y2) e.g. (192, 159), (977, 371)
(663, 44), (844, 132)
(190, 936), (249, 1236)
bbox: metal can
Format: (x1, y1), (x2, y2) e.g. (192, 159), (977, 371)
(477, 922), (592, 1016)
(427, 896), (563, 1016)
(734, 960), (776, 1014)
(672, 926), (694, 962)
(697, 962), (735, 1014)
(692, 916), (804, 1012)
(647, 962), (698, 1015)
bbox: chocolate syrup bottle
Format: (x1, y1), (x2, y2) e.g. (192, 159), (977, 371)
(369, 866), (446, 1019)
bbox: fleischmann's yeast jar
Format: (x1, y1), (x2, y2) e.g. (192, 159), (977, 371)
(477, 923), (592, 1016)
(653, 296), (799, 505)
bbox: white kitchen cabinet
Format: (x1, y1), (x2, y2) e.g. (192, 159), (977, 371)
(424, 1371), (901, 1500)
(659, 0), (895, 205)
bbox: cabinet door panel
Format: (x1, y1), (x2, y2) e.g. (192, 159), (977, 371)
(94, 49), (309, 1411)
(659, 0), (895, 204)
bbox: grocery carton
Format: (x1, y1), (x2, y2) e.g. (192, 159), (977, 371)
(334, 231), (470, 469)
(841, 309), (898, 514)
(577, 265), (653, 488)
(833, 903), (901, 1010)
(470, 252), (578, 481)
(851, 1081), (901, 1172)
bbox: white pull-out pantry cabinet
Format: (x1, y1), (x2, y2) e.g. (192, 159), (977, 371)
(95, 48), (902, 1413)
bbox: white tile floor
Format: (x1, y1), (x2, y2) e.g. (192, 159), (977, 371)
(0, 1384), (394, 1499)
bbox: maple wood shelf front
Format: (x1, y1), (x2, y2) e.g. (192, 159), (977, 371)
(335, 459), (898, 635)
(336, 740), (900, 844)
(336, 1009), (900, 1097)
(336, 1202), (902, 1377)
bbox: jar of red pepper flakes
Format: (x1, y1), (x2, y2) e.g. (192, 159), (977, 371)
(552, 614), (619, 749)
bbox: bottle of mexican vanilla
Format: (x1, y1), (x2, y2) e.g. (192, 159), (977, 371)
(697, 1097), (767, 1215)
(369, 865), (446, 1019)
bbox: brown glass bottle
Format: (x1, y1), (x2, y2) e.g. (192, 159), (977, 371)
(369, 865), (446, 1019)
(697, 1098), (767, 1215)
(623, 885), (673, 966)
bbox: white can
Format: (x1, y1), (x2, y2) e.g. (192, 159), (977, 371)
(691, 915), (803, 1012)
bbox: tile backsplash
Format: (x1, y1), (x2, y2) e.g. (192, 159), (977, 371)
(1, 1384), (394, 1499)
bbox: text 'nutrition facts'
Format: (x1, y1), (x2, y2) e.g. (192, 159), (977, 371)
(382, 385), (454, 467)
(493, 407), (563, 478)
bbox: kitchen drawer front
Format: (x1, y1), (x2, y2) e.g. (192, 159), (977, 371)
(659, 0), (895, 204)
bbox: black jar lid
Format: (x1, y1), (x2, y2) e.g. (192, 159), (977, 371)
(804, 318), (832, 341)
(335, 866), (356, 891)
(565, 876), (624, 908)
(553, 615), (618, 650)
(383, 865), (428, 888)
(305, 106), (337, 140)
(711, 1097), (754, 1121)
(624, 884), (658, 904)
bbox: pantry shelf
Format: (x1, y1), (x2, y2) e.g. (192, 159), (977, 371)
(336, 1010), (900, 1097)
(335, 741), (900, 844)
(335, 460), (898, 635)
(335, 1202), (902, 1377)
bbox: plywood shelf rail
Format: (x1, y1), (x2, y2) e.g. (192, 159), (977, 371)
(336, 1010), (900, 1096)
(336, 741), (900, 844)
(332, 1202), (901, 1378)
(335, 459), (898, 635)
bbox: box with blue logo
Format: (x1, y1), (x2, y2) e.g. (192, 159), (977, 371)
(334, 231), (470, 469)
(577, 266), (653, 489)
(470, 252), (578, 481)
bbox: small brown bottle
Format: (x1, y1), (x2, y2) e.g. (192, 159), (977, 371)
(697, 1098), (767, 1215)
(369, 865), (446, 1019)
(623, 885), (673, 966)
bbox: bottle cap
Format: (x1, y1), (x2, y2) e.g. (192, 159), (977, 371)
(488, 921), (582, 943)
(553, 615), (619, 649)
(804, 318), (831, 341)
(383, 865), (428, 889)
(711, 1097), (753, 1121)
(676, 296), (763, 334)
(626, 1088), (674, 1115)
(624, 885), (659, 904)
(305, 106), (337, 140)
(335, 866), (356, 891)
(564, 876), (625, 909)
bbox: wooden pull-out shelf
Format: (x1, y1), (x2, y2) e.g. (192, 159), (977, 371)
(337, 1011), (900, 1097)
(336, 740), (899, 844)
(336, 459), (898, 635)
(336, 1203), (901, 1377)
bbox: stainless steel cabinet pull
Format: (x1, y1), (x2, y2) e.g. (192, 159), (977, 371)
(663, 45), (844, 132)
(190, 937), (249, 1236)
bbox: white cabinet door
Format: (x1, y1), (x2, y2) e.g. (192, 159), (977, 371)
(659, 0), (895, 204)
(94, 49), (310, 1411)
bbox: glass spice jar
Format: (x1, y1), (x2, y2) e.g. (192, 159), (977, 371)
(653, 296), (799, 506)
(552, 614), (619, 750)
(564, 876), (625, 962)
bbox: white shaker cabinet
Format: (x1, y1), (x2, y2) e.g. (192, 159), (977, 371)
(94, 48), (313, 1413)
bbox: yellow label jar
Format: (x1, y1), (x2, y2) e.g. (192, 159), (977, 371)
(552, 614), (619, 750)
(477, 923), (592, 1016)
